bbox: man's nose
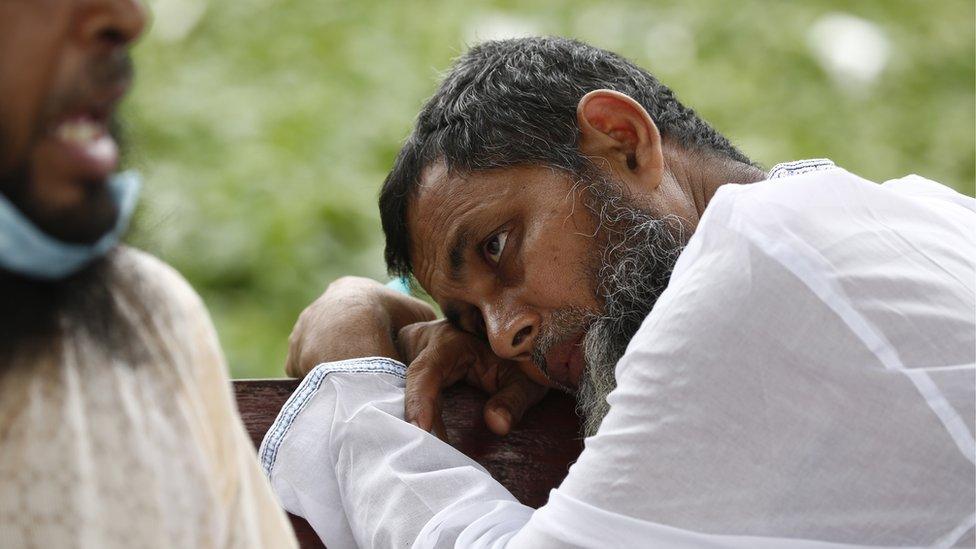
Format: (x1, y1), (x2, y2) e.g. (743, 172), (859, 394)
(79, 0), (147, 48)
(483, 300), (540, 360)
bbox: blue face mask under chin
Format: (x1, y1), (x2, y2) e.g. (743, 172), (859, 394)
(0, 171), (141, 280)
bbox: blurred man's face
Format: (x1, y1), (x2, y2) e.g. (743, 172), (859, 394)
(0, 0), (146, 244)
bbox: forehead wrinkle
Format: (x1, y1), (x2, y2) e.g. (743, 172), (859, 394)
(409, 168), (478, 295)
(447, 225), (472, 282)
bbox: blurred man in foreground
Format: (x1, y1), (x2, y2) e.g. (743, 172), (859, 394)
(0, 2), (295, 546)
(271, 38), (975, 547)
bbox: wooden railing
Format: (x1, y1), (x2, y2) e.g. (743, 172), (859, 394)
(235, 379), (583, 548)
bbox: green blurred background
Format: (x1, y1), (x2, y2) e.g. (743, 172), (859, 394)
(125, 0), (975, 378)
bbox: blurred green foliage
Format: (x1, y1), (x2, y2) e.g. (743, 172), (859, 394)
(125, 0), (975, 378)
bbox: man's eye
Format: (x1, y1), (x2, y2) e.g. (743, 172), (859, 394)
(483, 231), (509, 265)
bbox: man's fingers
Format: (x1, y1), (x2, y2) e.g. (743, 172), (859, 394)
(399, 320), (543, 438)
(391, 293), (438, 326)
(404, 347), (466, 431)
(483, 374), (549, 436)
(284, 350), (299, 378)
(283, 317), (304, 378)
(431, 413), (449, 442)
(404, 362), (441, 431)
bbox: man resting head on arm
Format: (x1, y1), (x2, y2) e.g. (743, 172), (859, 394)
(277, 37), (975, 548)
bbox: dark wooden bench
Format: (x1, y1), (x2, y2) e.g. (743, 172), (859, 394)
(235, 379), (583, 548)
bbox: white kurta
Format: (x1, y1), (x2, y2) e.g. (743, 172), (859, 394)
(0, 248), (297, 548)
(261, 161), (976, 548)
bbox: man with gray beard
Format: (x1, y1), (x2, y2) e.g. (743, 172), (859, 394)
(270, 37), (974, 547)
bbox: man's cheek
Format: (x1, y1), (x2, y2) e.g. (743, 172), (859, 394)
(0, 6), (74, 175)
(0, 106), (29, 175)
(0, 70), (51, 177)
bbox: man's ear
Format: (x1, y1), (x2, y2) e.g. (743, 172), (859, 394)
(577, 89), (664, 192)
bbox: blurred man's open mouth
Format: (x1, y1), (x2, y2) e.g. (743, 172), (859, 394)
(53, 116), (117, 182)
(16, 62), (135, 243)
(47, 88), (126, 183)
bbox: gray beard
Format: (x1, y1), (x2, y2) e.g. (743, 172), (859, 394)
(573, 176), (686, 436)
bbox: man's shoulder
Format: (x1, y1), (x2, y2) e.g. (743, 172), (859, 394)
(113, 246), (209, 321)
(696, 165), (954, 265)
(705, 166), (972, 262)
(668, 168), (860, 281)
(664, 165), (973, 328)
(707, 166), (869, 231)
(625, 170), (877, 368)
(664, 167), (883, 315)
(710, 165), (967, 235)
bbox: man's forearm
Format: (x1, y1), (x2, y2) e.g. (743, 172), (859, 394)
(262, 358), (532, 548)
(284, 276), (436, 378)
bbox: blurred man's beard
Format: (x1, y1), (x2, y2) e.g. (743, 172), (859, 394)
(0, 119), (126, 245)
(0, 118), (138, 369)
(570, 174), (685, 436)
(0, 250), (150, 371)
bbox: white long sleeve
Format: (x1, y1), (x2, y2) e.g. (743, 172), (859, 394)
(261, 163), (975, 548)
(259, 357), (532, 549)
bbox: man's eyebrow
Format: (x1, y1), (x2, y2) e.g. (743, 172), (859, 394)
(447, 226), (472, 281)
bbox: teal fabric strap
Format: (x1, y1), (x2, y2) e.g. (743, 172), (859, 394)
(0, 171), (141, 279)
(385, 276), (411, 295)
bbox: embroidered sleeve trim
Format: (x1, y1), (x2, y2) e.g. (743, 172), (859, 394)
(767, 158), (836, 179)
(258, 356), (407, 475)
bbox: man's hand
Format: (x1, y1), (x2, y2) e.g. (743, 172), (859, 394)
(397, 319), (550, 438)
(285, 276), (437, 378)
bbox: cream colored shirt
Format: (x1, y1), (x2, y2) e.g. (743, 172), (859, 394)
(0, 248), (297, 548)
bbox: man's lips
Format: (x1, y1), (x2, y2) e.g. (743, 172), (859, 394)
(42, 82), (128, 183)
(543, 331), (586, 391)
(49, 117), (118, 182)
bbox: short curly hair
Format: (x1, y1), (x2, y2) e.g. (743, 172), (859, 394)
(379, 36), (751, 278)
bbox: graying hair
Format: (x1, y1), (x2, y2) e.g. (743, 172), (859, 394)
(380, 36), (748, 278)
